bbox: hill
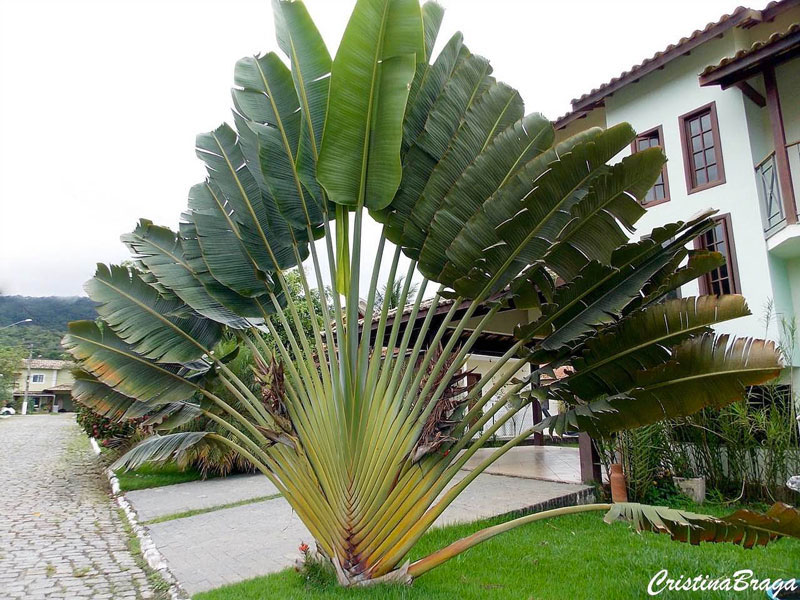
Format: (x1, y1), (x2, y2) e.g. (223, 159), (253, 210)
(0, 296), (97, 359)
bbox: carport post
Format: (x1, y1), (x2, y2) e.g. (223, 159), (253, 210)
(578, 433), (602, 484)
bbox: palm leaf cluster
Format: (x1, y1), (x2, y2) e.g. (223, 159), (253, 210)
(64, 0), (794, 585)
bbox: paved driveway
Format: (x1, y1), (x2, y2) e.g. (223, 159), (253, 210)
(0, 414), (157, 599)
(129, 468), (591, 595)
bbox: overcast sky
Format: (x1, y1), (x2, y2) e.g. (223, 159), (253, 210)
(0, 0), (746, 297)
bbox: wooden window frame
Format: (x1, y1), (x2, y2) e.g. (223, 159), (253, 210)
(631, 125), (671, 206)
(693, 213), (741, 295)
(679, 101), (726, 194)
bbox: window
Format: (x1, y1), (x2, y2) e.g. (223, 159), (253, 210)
(632, 126), (670, 206)
(679, 102), (725, 193)
(30, 374), (44, 383)
(694, 214), (740, 295)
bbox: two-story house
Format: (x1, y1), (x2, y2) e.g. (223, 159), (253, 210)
(555, 0), (800, 376)
(12, 358), (76, 413)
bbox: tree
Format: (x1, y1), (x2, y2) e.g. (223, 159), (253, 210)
(375, 275), (418, 312)
(0, 346), (25, 405)
(64, 0), (798, 587)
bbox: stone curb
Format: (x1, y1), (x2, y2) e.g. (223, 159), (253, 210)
(90, 438), (189, 600)
(473, 484), (596, 524)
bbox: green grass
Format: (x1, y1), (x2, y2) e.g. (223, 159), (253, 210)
(114, 463), (210, 491)
(194, 501), (800, 600)
(142, 494), (283, 525)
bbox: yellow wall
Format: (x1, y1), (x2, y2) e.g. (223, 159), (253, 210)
(13, 367), (74, 394)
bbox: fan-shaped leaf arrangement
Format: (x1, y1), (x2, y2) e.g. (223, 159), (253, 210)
(64, 0), (793, 586)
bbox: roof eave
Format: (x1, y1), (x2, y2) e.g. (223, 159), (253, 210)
(571, 8), (762, 110)
(699, 27), (800, 88)
(553, 6), (778, 130)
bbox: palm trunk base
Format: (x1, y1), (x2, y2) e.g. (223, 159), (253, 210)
(296, 550), (414, 587)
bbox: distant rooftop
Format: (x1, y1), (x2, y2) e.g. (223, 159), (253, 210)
(22, 359), (74, 371)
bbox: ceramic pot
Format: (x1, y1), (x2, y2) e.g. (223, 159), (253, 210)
(609, 463), (628, 503)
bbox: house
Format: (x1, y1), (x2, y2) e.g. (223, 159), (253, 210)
(12, 359), (76, 414)
(554, 0), (800, 373)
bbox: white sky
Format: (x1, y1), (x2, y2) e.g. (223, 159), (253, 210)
(0, 0), (745, 297)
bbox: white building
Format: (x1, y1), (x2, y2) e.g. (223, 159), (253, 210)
(555, 0), (800, 359)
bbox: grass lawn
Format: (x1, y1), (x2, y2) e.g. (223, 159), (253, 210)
(114, 462), (209, 491)
(194, 501), (800, 600)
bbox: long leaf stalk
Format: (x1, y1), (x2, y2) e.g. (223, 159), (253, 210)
(358, 394), (531, 567)
(350, 277), (433, 513)
(369, 420), (544, 575)
(354, 376), (529, 550)
(349, 292), (465, 521)
(353, 279), (441, 497)
(348, 249), (407, 477)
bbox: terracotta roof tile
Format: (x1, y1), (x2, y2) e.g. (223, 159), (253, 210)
(553, 1), (798, 128)
(700, 21), (800, 76)
(570, 6), (750, 105)
(22, 359), (74, 370)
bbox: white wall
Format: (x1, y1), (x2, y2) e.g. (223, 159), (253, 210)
(600, 35), (783, 342)
(464, 354), (548, 439)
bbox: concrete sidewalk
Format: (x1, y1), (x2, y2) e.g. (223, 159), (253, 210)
(126, 473), (279, 523)
(128, 469), (591, 595)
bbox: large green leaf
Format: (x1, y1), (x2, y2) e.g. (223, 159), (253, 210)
(638, 249), (725, 308)
(85, 264), (222, 364)
(317, 0), (424, 209)
(179, 220), (281, 319)
(403, 84), (530, 260)
(403, 1), (446, 151)
(425, 125), (639, 298)
(517, 211), (719, 354)
(63, 321), (199, 405)
(71, 369), (152, 421)
(121, 219), (253, 328)
(187, 182), (271, 298)
(72, 369), (202, 430)
(378, 46), (489, 242)
(112, 432), (214, 471)
(142, 402), (204, 431)
(606, 502), (800, 548)
(272, 0), (331, 208)
(541, 149), (661, 280)
(185, 182), (288, 316)
(558, 295), (751, 399)
(195, 124), (305, 270)
(233, 53), (325, 229)
(538, 333), (782, 437)
(273, 0), (331, 153)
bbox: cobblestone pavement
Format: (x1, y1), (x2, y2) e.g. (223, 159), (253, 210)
(0, 414), (158, 599)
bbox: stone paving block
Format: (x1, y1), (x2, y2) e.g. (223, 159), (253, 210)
(0, 415), (157, 599)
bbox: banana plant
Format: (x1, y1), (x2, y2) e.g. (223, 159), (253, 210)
(64, 0), (799, 586)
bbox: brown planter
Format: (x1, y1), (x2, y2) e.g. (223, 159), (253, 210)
(610, 463), (628, 503)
